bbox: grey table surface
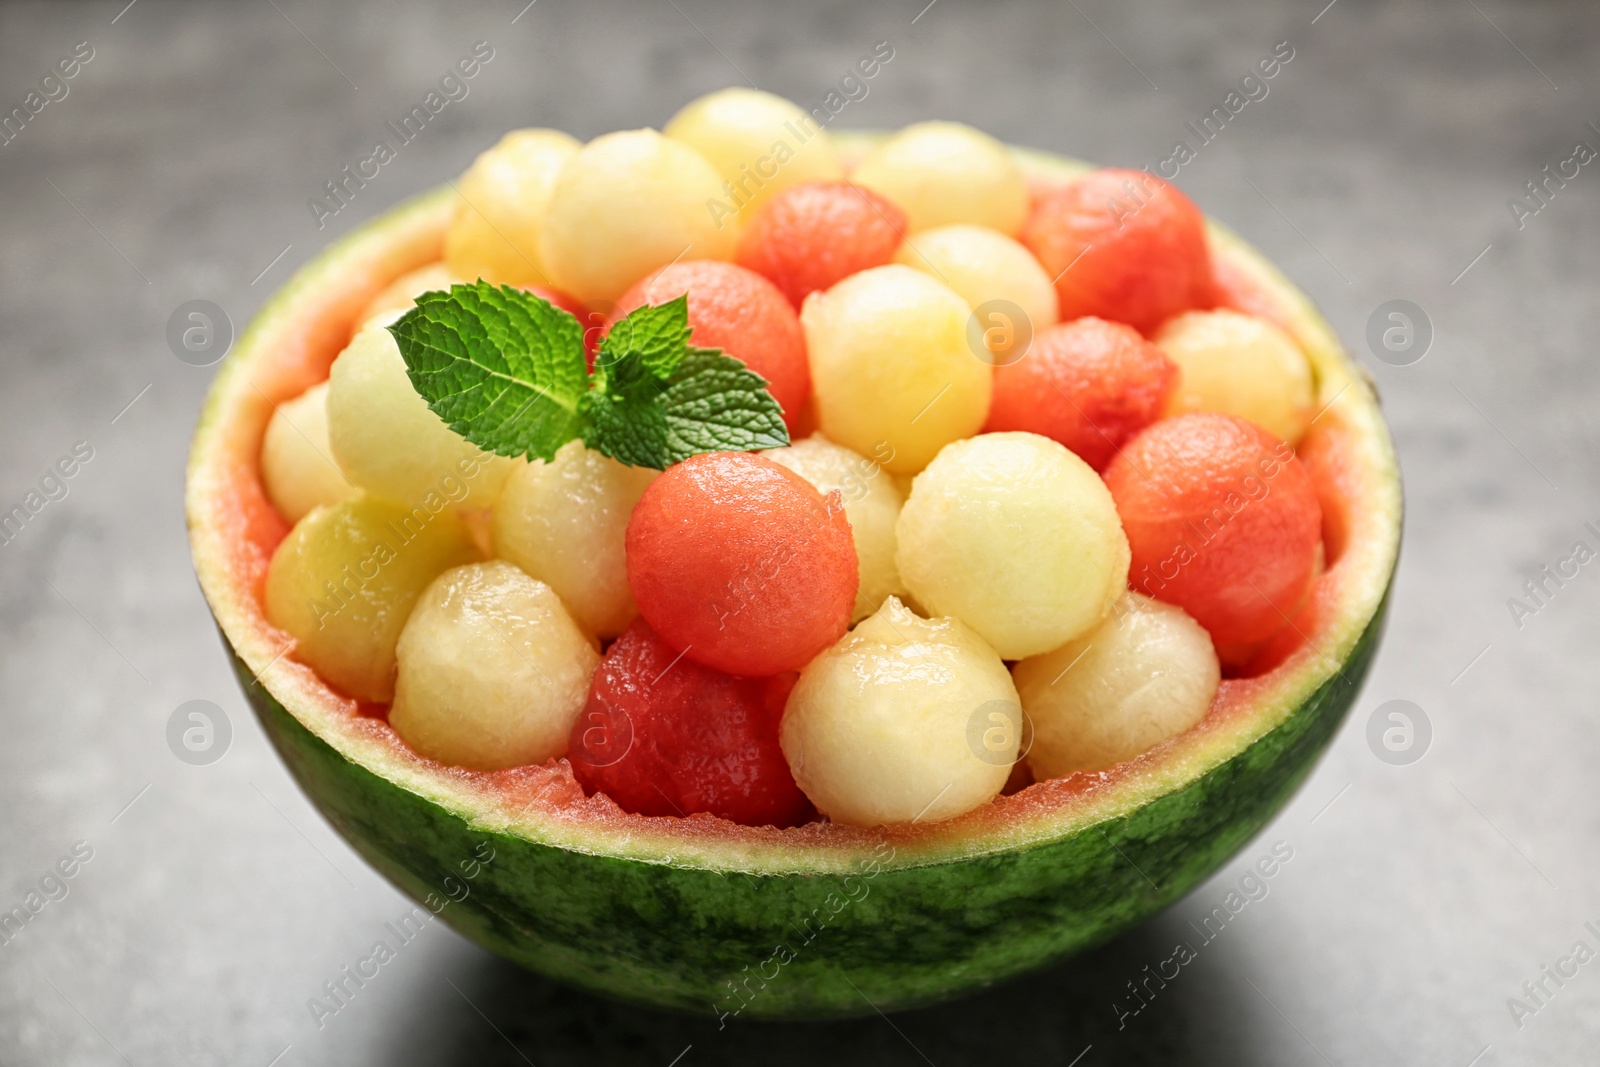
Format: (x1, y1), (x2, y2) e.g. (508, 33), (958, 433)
(2, 0), (1597, 1063)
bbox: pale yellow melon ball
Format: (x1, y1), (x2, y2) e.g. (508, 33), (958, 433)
(896, 432), (1130, 660)
(895, 224), (1058, 361)
(264, 495), (479, 703)
(780, 597), (1019, 826)
(850, 121), (1029, 235)
(1156, 309), (1315, 445)
(357, 263), (462, 326)
(491, 440), (657, 639)
(261, 381), (357, 524)
(664, 87), (842, 228)
(443, 128), (580, 288)
(764, 434), (906, 622)
(389, 561), (600, 770)
(326, 316), (513, 510)
(1014, 593), (1220, 778)
(538, 129), (738, 303)
(801, 265), (991, 476)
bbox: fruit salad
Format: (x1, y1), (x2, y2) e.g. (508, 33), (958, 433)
(257, 87), (1326, 831)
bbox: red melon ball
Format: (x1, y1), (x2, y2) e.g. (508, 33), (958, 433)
(567, 617), (814, 828)
(612, 260), (810, 430)
(734, 180), (907, 307)
(1104, 413), (1322, 657)
(985, 316), (1178, 471)
(625, 451), (857, 677)
(1021, 168), (1213, 335)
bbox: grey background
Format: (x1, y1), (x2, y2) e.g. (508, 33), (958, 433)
(1, 0), (1595, 1063)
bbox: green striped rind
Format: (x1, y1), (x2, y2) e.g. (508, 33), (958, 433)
(231, 600), (1382, 1017)
(191, 137), (1400, 1018)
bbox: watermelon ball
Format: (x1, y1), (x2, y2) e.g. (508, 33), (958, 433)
(801, 265), (992, 476)
(568, 617), (814, 828)
(734, 180), (907, 307)
(539, 129), (737, 303)
(1021, 168), (1212, 335)
(612, 260), (810, 429)
(850, 121), (1029, 235)
(444, 128), (581, 288)
(625, 451), (857, 676)
(664, 87), (843, 224)
(390, 561), (599, 771)
(1104, 413), (1322, 656)
(896, 432), (1129, 660)
(780, 597), (1020, 827)
(1155, 309), (1315, 446)
(261, 382), (357, 524)
(1014, 592), (1220, 778)
(984, 317), (1178, 471)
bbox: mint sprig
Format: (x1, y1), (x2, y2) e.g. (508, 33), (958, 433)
(388, 282), (790, 469)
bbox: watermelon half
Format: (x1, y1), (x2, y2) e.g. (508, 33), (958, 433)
(185, 138), (1401, 1018)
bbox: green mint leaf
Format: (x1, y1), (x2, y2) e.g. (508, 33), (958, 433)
(595, 295), (692, 381)
(388, 281), (589, 463)
(658, 347), (791, 464)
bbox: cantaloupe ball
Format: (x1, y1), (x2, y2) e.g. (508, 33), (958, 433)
(443, 129), (580, 287)
(801, 265), (991, 475)
(491, 440), (657, 639)
(1014, 593), (1220, 778)
(326, 316), (513, 509)
(389, 561), (600, 770)
(538, 129), (737, 303)
(264, 496), (479, 703)
(664, 88), (842, 226)
(357, 263), (462, 326)
(895, 224), (1059, 361)
(764, 434), (907, 621)
(780, 597), (1019, 826)
(850, 122), (1028, 235)
(1155, 309), (1315, 445)
(261, 382), (357, 523)
(896, 432), (1129, 660)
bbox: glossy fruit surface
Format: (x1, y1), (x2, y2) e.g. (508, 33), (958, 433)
(568, 617), (813, 828)
(851, 121), (1028, 235)
(735, 180), (907, 307)
(1156, 308), (1315, 446)
(443, 128), (580, 288)
(625, 451), (857, 677)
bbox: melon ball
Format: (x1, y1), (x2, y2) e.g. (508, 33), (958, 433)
(1104, 413), (1322, 656)
(894, 224), (1059, 361)
(491, 440), (658, 639)
(896, 432), (1130, 660)
(326, 317), (513, 509)
(801, 264), (991, 475)
(1014, 593), (1220, 778)
(1155, 309), (1315, 445)
(735, 181), (907, 307)
(850, 122), (1028, 235)
(443, 128), (581, 288)
(262, 382), (357, 523)
(358, 263), (462, 326)
(780, 597), (1019, 826)
(626, 451), (857, 676)
(664, 87), (842, 226)
(612, 260), (810, 429)
(389, 560), (599, 770)
(538, 129), (737, 304)
(764, 434), (907, 622)
(264, 496), (479, 703)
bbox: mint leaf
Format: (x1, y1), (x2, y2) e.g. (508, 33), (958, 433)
(595, 295), (692, 381)
(389, 283), (791, 470)
(389, 281), (588, 462)
(659, 348), (791, 463)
